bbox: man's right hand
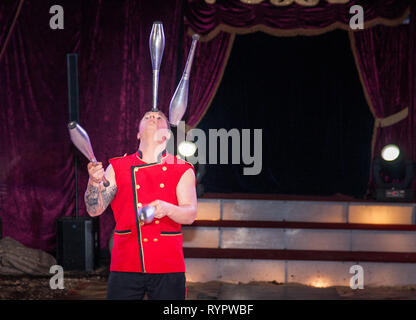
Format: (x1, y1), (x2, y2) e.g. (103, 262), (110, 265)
(85, 163), (117, 217)
(88, 162), (104, 185)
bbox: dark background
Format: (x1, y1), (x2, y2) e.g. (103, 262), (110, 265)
(198, 30), (374, 197)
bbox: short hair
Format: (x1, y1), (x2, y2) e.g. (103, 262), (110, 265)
(139, 111), (171, 131)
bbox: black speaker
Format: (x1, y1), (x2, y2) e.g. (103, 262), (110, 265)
(67, 53), (80, 123)
(56, 217), (99, 271)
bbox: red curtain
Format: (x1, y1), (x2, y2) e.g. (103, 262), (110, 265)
(185, 0), (414, 195)
(0, 0), (23, 61)
(0, 0), (184, 251)
(350, 5), (416, 193)
(184, 0), (412, 132)
(185, 0), (411, 37)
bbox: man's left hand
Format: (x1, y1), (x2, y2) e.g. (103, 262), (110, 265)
(148, 200), (173, 219)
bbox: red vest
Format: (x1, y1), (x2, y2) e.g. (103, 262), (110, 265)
(109, 150), (194, 273)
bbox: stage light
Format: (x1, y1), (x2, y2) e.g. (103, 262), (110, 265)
(381, 144), (400, 162)
(178, 141), (197, 158)
(373, 144), (414, 201)
(310, 278), (330, 288)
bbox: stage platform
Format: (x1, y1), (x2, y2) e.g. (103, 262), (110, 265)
(183, 197), (416, 287)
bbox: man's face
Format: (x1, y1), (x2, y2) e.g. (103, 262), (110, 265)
(138, 111), (170, 142)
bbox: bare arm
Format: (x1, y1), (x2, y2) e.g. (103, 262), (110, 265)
(85, 163), (117, 217)
(150, 168), (197, 225)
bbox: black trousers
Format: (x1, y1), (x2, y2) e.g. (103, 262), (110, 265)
(107, 271), (186, 300)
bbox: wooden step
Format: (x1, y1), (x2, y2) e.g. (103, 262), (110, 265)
(191, 220), (416, 231)
(184, 248), (416, 263)
(184, 258), (416, 286)
(186, 199), (416, 286)
(196, 199), (416, 225)
(183, 225), (416, 252)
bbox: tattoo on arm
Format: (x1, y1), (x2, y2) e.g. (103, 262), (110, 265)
(85, 184), (100, 215)
(85, 183), (117, 216)
(102, 185), (117, 209)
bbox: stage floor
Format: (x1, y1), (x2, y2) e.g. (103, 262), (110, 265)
(1, 269), (416, 300)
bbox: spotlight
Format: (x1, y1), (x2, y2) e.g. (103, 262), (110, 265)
(373, 144), (414, 201)
(178, 141), (197, 158)
(381, 144), (400, 162)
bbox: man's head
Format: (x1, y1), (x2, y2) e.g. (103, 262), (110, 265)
(137, 111), (171, 143)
